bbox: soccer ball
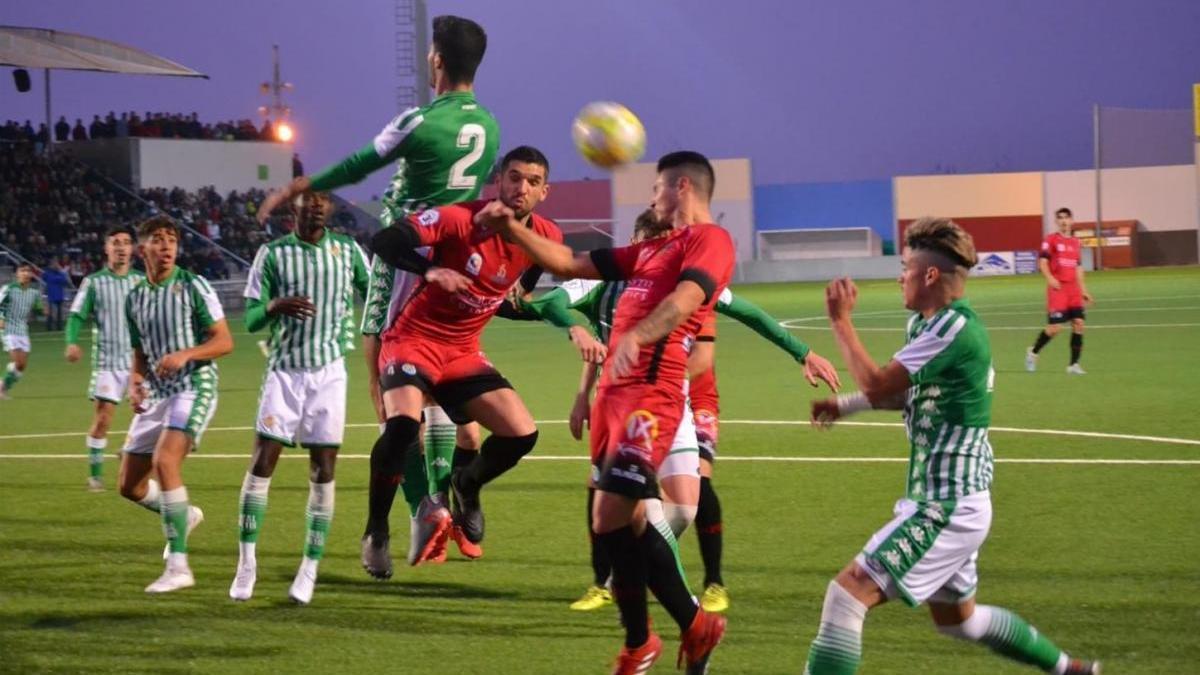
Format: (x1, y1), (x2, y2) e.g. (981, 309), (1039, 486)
(571, 102), (646, 169)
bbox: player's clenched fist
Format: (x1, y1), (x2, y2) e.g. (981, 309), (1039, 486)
(825, 277), (858, 321)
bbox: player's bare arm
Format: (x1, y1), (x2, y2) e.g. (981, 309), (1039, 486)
(256, 176), (313, 225)
(569, 361), (601, 440)
(478, 203), (601, 279)
(611, 280), (706, 378)
(816, 278), (911, 423)
(155, 320), (234, 378)
(1039, 257), (1061, 290)
(1078, 264), (1092, 304)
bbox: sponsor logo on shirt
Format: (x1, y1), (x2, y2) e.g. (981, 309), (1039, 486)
(492, 263), (507, 283)
(418, 210), (440, 227)
(466, 252), (483, 276)
(453, 292), (504, 315)
(623, 409), (659, 451)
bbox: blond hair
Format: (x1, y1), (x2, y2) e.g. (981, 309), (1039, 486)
(905, 217), (977, 269)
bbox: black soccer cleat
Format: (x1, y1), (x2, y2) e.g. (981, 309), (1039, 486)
(449, 469), (485, 544)
(360, 533), (393, 580)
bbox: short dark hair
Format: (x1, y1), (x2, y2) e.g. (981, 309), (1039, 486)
(432, 15), (487, 85)
(657, 151), (715, 198)
(137, 215), (179, 240)
(500, 145), (550, 178)
(1055, 207), (1073, 218)
(16, 262), (33, 271)
(906, 217), (978, 269)
(105, 224), (134, 240)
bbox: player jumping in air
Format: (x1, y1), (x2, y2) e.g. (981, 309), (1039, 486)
(119, 216), (234, 594)
(367, 145), (558, 568)
(487, 151), (733, 674)
(65, 226), (145, 491)
(256, 15), (501, 576)
(229, 192), (370, 604)
(0, 263), (45, 400)
(804, 217), (1099, 674)
(1026, 207), (1092, 374)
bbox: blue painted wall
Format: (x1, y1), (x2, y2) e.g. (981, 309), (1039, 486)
(753, 180), (894, 242)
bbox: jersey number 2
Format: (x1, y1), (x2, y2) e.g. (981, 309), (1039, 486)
(447, 124), (486, 190)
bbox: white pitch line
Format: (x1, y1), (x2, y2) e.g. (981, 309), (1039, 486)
(0, 453), (1195, 465)
(1, 419), (1198, 447)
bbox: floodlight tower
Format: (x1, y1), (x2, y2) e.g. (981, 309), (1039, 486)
(395, 0), (430, 112)
(258, 44), (294, 141)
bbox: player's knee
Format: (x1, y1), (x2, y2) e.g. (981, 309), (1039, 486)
(934, 605), (990, 641)
(483, 430), (538, 466)
(1045, 324), (1061, 336)
(662, 502), (697, 537)
(819, 580), (869, 631)
(1072, 320), (1085, 333)
(456, 422), (482, 450)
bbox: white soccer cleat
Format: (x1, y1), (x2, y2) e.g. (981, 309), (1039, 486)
(163, 505), (205, 559)
(288, 560), (319, 605)
(1066, 363), (1087, 375)
(229, 561), (257, 601)
(145, 563), (195, 594)
(86, 477), (104, 492)
(1024, 348), (1037, 372)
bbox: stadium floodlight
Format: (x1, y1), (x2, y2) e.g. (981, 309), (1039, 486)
(276, 122), (294, 142)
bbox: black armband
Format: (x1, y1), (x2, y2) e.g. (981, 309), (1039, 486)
(679, 268), (717, 304)
(590, 249), (624, 281)
(371, 225), (432, 276)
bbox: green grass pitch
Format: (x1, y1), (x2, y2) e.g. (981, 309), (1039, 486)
(1, 267), (1198, 673)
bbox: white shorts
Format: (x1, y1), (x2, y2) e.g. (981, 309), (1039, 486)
(855, 491), (992, 607)
(89, 370), (130, 403)
(658, 399), (701, 480)
(123, 390), (218, 454)
(3, 335), (31, 352)
(255, 359), (348, 447)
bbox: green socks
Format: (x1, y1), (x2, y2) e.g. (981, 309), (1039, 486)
(424, 419), (456, 496)
(399, 438), (429, 517)
(87, 436), (106, 479)
(3, 363), (21, 391)
(805, 581), (866, 675)
(161, 486), (191, 555)
(303, 481), (335, 561)
(238, 473), (271, 552)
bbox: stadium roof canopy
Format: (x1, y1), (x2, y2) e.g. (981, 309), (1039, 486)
(0, 26), (206, 77)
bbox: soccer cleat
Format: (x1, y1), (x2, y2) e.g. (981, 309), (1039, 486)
(1063, 659), (1102, 675)
(1067, 363), (1087, 375)
(678, 609), (726, 674)
(145, 563), (195, 594)
(700, 584), (730, 613)
(450, 524), (483, 560)
(427, 531), (448, 564)
(86, 477), (104, 492)
(407, 495), (452, 566)
(229, 561), (257, 601)
(570, 585), (613, 611)
(611, 633), (662, 675)
(1025, 348), (1037, 372)
(361, 533), (393, 580)
(449, 469), (485, 544)
(162, 505), (205, 560)
(288, 561), (318, 605)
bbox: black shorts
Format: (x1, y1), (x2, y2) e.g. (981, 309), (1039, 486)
(1048, 307), (1086, 324)
(592, 454), (660, 501)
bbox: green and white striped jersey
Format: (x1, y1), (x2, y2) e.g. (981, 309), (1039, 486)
(560, 278), (625, 343)
(126, 267), (225, 399)
(894, 299), (995, 502)
(244, 231), (370, 370)
(0, 282), (43, 338)
(69, 268), (144, 370)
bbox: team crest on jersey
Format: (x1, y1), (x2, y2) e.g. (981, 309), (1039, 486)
(172, 283), (183, 295)
(329, 243), (342, 258)
(492, 264), (507, 283)
(401, 363), (417, 376)
(466, 252), (483, 276)
(262, 414), (277, 430)
(623, 410), (659, 451)
(418, 210), (440, 227)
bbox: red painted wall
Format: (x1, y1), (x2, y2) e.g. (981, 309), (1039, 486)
(897, 215), (1043, 251)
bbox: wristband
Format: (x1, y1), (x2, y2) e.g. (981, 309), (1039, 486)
(836, 391), (872, 416)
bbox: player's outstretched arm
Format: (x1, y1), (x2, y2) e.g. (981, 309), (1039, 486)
(825, 278), (910, 405)
(477, 202), (600, 279)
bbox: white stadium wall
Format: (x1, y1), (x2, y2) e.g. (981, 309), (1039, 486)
(1042, 165), (1198, 233)
(133, 139), (293, 194)
(67, 137), (293, 195)
(610, 158), (755, 262)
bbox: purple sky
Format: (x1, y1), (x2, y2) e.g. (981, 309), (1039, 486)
(6, 0), (1200, 202)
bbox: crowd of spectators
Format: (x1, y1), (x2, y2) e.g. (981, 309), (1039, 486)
(1, 112), (289, 147)
(0, 142), (373, 286)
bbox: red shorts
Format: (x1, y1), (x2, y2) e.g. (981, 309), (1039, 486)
(589, 382), (687, 499)
(1047, 284), (1085, 323)
(378, 336), (511, 424)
